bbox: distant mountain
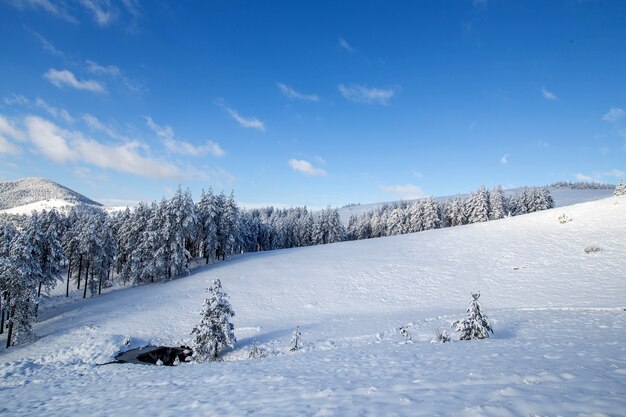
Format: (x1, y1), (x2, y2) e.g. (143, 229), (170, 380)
(0, 177), (102, 213)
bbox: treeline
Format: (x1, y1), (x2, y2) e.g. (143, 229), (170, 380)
(0, 185), (553, 347)
(549, 181), (615, 190)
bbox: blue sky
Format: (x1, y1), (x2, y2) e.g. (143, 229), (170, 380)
(0, 0), (625, 208)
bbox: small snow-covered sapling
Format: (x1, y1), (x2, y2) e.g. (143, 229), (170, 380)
(453, 292), (494, 340)
(290, 326), (302, 351)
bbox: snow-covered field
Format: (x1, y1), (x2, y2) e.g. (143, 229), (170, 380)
(1, 196), (625, 416)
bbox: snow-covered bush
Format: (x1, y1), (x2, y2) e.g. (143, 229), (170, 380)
(432, 329), (451, 343)
(248, 341), (267, 359)
(290, 326), (302, 351)
(558, 214), (572, 224)
(190, 278), (236, 362)
(399, 325), (412, 343)
(584, 245), (601, 255)
(453, 293), (493, 340)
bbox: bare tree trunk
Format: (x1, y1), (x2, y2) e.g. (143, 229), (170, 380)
(5, 305), (15, 348)
(38, 282), (43, 298)
(83, 261), (90, 299)
(66, 257), (73, 297)
(0, 295), (3, 335)
(77, 254), (83, 290)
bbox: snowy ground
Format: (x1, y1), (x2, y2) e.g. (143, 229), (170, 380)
(1, 196), (625, 416)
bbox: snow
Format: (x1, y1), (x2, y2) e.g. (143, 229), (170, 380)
(0, 198), (79, 215)
(1, 196), (626, 416)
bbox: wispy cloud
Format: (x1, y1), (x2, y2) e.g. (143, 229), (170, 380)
(575, 169), (624, 182)
(338, 83), (398, 105)
(0, 115), (25, 155)
(3, 94), (30, 106)
(82, 113), (130, 142)
(338, 36), (355, 53)
(24, 115), (182, 179)
(80, 0), (118, 26)
(29, 30), (65, 56)
(277, 83), (319, 102)
(86, 60), (121, 77)
(541, 87), (557, 100)
(216, 99), (265, 131)
(44, 68), (106, 93)
(381, 184), (426, 200)
(602, 107), (625, 123)
(86, 60), (140, 92)
(288, 159), (327, 176)
(35, 98), (74, 124)
(500, 153), (509, 164)
(9, 0), (78, 23)
(145, 116), (225, 157)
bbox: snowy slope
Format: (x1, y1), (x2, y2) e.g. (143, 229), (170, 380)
(0, 177), (102, 213)
(1, 196), (625, 416)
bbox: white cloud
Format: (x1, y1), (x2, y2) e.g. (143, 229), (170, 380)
(23, 115), (182, 179)
(35, 98), (74, 124)
(44, 69), (105, 93)
(314, 155), (326, 164)
(3, 94), (30, 106)
(0, 115), (24, 155)
(412, 171), (424, 179)
(541, 87), (557, 100)
(381, 184), (426, 200)
(0, 136), (21, 155)
(80, 0), (118, 26)
(338, 83), (397, 105)
(500, 153), (509, 164)
(145, 116), (225, 157)
(216, 99), (265, 131)
(575, 169), (625, 182)
(288, 159), (327, 176)
(602, 107), (626, 123)
(338, 36), (355, 53)
(574, 173), (593, 181)
(86, 60), (121, 77)
(277, 83), (319, 102)
(25, 116), (77, 163)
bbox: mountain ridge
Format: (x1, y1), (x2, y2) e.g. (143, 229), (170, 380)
(0, 177), (102, 211)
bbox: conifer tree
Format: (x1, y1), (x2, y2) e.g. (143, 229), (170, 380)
(191, 278), (236, 362)
(453, 293), (493, 340)
(614, 179), (626, 196)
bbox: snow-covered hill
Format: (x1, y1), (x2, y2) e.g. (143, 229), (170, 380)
(0, 177), (102, 214)
(339, 186), (614, 220)
(1, 196), (625, 416)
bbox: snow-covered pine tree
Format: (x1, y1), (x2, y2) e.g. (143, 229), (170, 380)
(452, 293), (493, 340)
(614, 179), (626, 196)
(445, 197), (466, 227)
(191, 278), (236, 362)
(165, 186), (197, 278)
(422, 197), (440, 230)
(290, 326), (302, 351)
(465, 187), (490, 223)
(3, 223), (42, 347)
(36, 210), (66, 297)
(488, 185), (506, 220)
